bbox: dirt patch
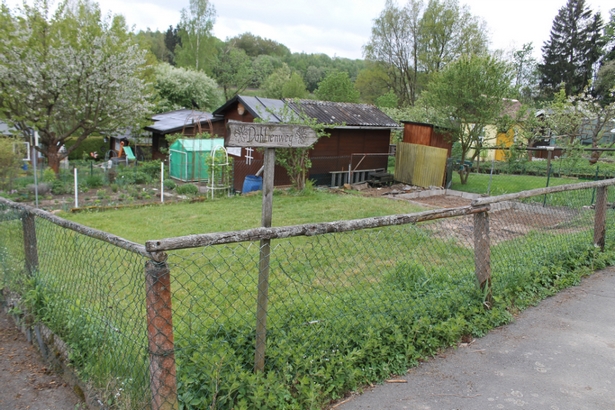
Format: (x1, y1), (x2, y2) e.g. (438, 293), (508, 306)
(0, 310), (82, 409)
(346, 183), (474, 208)
(424, 206), (584, 247)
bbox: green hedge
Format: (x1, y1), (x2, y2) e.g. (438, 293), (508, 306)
(64, 136), (107, 160)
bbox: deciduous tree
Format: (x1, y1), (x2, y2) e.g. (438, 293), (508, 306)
(281, 73), (308, 99)
(364, 0), (422, 106)
(175, 0), (217, 74)
(355, 64), (391, 104)
(512, 43), (540, 103)
(420, 54), (514, 183)
(212, 45), (253, 100)
(230, 32), (290, 58)
(263, 64), (291, 99)
(365, 0), (488, 106)
(0, 0), (152, 175)
(153, 63), (222, 112)
(314, 71), (360, 103)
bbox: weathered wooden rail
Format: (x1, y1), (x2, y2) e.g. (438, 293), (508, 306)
(2, 177), (614, 410)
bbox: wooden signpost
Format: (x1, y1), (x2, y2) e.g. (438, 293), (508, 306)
(226, 121), (317, 372)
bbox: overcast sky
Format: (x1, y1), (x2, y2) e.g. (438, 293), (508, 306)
(5, 0), (614, 60)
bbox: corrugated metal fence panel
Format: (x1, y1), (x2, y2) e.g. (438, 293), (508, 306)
(395, 143), (448, 188)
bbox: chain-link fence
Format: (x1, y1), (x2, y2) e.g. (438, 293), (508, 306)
(1, 179), (614, 409)
(448, 147), (615, 196)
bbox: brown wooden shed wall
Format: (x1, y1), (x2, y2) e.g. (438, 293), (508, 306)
(220, 101), (391, 190)
(402, 122), (452, 158)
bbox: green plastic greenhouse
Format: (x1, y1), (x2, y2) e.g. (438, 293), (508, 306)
(169, 138), (225, 182)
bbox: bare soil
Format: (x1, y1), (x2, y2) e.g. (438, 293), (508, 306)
(0, 310), (82, 410)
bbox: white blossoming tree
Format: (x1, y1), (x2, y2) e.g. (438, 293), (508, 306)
(0, 0), (152, 175)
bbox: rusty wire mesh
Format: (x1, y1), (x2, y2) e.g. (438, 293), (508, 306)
(0, 182), (614, 409)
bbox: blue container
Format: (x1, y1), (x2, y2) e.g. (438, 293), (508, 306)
(242, 175), (263, 193)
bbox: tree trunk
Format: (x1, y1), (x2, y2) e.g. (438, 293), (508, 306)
(589, 150), (601, 165)
(46, 143), (61, 176)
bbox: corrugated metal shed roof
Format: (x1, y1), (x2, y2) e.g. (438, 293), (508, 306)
(285, 99), (399, 127)
(212, 95), (288, 122)
(145, 109), (217, 133)
(170, 138), (225, 152)
(238, 96), (287, 122)
(213, 96), (398, 128)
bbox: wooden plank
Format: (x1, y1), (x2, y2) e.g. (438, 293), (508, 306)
(227, 121), (318, 148)
(146, 205), (491, 252)
(395, 143), (447, 187)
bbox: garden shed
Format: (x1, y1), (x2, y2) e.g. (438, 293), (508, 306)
(169, 138), (225, 182)
(213, 95), (399, 191)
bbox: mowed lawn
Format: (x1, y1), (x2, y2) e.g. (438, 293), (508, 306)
(449, 172), (580, 195)
(62, 190), (428, 243)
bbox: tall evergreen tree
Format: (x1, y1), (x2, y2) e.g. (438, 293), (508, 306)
(164, 25), (181, 65)
(539, 0), (604, 97)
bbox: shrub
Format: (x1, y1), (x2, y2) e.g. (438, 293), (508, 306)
(51, 179), (70, 195)
(42, 168), (56, 183)
(27, 183), (51, 195)
(137, 160), (163, 179)
(164, 179), (176, 190)
(175, 183), (199, 196)
(85, 174), (104, 188)
(116, 169), (151, 185)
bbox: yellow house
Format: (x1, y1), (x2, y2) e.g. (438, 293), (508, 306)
(482, 99), (522, 162)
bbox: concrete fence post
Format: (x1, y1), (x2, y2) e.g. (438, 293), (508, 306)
(594, 186), (608, 251)
(22, 211), (38, 275)
(474, 210), (492, 307)
(145, 255), (178, 410)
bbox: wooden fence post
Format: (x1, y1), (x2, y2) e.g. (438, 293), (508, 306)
(594, 186), (608, 251)
(145, 254), (178, 410)
(474, 210), (492, 307)
(22, 211), (38, 275)
(254, 147), (275, 373)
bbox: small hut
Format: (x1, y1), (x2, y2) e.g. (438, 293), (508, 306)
(169, 138), (225, 182)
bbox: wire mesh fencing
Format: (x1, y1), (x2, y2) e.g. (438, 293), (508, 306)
(448, 147), (615, 197)
(1, 179), (614, 409)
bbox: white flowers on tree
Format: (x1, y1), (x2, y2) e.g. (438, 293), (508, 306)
(0, 1), (152, 175)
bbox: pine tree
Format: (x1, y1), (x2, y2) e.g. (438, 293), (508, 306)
(539, 0), (604, 97)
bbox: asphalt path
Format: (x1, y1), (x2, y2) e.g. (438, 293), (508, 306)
(337, 267), (615, 410)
